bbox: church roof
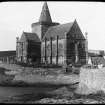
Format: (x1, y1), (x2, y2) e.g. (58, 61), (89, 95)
(23, 32), (40, 42)
(39, 2), (52, 23)
(42, 20), (85, 41)
(42, 22), (74, 40)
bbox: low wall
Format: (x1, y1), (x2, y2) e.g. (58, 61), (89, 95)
(14, 74), (79, 85)
(76, 67), (105, 94)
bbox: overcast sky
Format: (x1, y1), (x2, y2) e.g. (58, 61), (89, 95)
(0, 1), (105, 51)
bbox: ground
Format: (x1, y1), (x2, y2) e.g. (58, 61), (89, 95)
(0, 63), (105, 104)
(0, 63), (79, 85)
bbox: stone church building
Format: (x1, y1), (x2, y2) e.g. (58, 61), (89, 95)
(16, 2), (88, 66)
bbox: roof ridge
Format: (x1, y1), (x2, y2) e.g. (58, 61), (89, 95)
(23, 32), (40, 42)
(42, 21), (74, 41)
(46, 22), (74, 31)
(50, 22), (74, 30)
(23, 32), (35, 34)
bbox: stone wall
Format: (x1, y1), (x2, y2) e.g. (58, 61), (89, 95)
(66, 20), (86, 65)
(27, 41), (41, 63)
(77, 67), (105, 94)
(32, 24), (42, 39)
(41, 38), (66, 65)
(32, 23), (52, 39)
(16, 34), (28, 62)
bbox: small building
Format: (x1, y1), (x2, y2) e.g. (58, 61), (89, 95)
(0, 50), (16, 63)
(16, 32), (41, 64)
(88, 50), (105, 66)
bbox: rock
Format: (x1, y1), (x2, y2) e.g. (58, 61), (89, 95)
(51, 86), (74, 98)
(35, 98), (70, 104)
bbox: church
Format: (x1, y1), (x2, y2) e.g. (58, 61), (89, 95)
(16, 2), (88, 66)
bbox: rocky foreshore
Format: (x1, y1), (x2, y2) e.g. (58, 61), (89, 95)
(2, 86), (105, 104)
(0, 63), (105, 104)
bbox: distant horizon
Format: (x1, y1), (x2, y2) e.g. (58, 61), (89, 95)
(0, 2), (105, 51)
(0, 49), (104, 52)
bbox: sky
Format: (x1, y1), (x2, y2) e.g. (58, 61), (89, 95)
(0, 1), (105, 51)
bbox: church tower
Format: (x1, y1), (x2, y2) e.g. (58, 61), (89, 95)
(31, 2), (59, 40)
(39, 1), (52, 23)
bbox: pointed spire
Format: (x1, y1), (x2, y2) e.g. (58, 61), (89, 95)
(85, 32), (88, 40)
(74, 19), (77, 23)
(39, 1), (52, 23)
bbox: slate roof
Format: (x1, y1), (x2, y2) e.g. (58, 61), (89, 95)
(42, 22), (74, 41)
(39, 2), (52, 23)
(88, 52), (100, 57)
(23, 32), (40, 42)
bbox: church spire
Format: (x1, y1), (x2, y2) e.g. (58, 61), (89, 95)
(39, 1), (52, 23)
